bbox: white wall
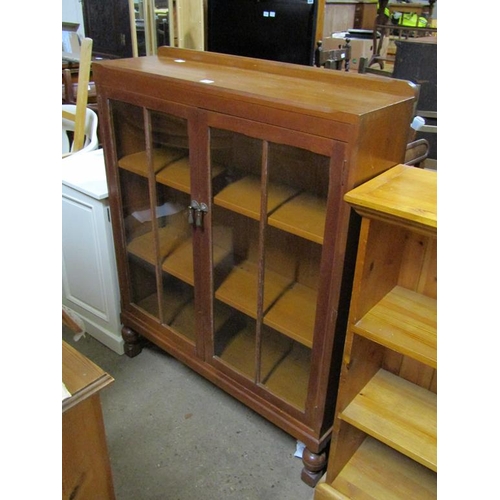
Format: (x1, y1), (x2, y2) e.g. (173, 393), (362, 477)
(62, 0), (85, 37)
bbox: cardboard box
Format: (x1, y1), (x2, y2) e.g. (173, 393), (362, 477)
(323, 32), (389, 70)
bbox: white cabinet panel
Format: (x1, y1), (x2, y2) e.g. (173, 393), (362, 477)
(62, 150), (124, 354)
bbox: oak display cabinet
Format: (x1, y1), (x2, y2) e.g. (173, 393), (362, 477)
(315, 164), (437, 498)
(93, 47), (417, 484)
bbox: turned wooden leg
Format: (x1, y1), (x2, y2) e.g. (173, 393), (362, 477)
(301, 447), (327, 487)
(122, 326), (143, 358)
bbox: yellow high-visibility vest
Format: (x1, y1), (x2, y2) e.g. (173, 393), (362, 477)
(377, 2), (429, 28)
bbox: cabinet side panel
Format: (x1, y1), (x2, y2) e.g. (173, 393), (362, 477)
(398, 233), (437, 300)
(352, 220), (405, 321)
(418, 237), (437, 299)
(347, 100), (415, 189)
(62, 395), (116, 499)
(325, 419), (366, 484)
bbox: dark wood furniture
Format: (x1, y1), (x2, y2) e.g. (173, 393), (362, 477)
(314, 164), (437, 499)
(393, 37), (437, 167)
(81, 0), (133, 58)
(93, 47), (417, 484)
(353, 1), (377, 29)
(62, 341), (115, 499)
(318, 1), (378, 40)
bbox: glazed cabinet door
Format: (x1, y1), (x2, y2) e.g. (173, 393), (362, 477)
(204, 113), (344, 418)
(108, 99), (200, 352)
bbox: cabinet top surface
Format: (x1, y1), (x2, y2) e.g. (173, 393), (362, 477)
(62, 341), (114, 412)
(93, 47), (416, 123)
(62, 148), (108, 200)
(344, 165), (437, 231)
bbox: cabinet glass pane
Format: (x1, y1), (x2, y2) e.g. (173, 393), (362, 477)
(211, 131), (262, 376)
(152, 110), (195, 341)
(111, 101), (195, 342)
(260, 143), (328, 410)
(209, 129), (327, 411)
(112, 101), (156, 316)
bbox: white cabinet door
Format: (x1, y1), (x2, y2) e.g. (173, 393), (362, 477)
(62, 185), (124, 354)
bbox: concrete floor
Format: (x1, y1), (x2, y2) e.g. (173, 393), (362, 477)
(63, 328), (315, 500)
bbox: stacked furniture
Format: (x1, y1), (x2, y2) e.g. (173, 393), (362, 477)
(368, 0), (436, 71)
(93, 47), (417, 483)
(315, 164), (437, 498)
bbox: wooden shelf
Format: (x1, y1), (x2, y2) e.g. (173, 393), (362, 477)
(162, 235), (232, 286)
(171, 300), (234, 343)
(136, 289), (191, 324)
(268, 192), (326, 244)
(129, 226), (232, 287)
(218, 324), (291, 380)
(353, 285), (437, 368)
(215, 260), (293, 319)
(321, 436), (436, 499)
(264, 283), (317, 348)
(118, 148), (186, 176)
(127, 225), (188, 265)
(169, 300), (196, 342)
(340, 368), (437, 471)
(162, 238), (196, 285)
(263, 342), (310, 410)
(156, 158), (226, 194)
(214, 176), (299, 220)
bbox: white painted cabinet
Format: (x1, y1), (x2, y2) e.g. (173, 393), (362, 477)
(62, 149), (124, 354)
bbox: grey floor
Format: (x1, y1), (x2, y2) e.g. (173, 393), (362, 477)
(63, 327), (315, 500)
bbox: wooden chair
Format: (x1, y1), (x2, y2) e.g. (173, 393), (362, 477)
(404, 138), (429, 168)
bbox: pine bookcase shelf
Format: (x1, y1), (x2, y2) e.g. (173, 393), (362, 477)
(316, 437), (437, 500)
(315, 165), (437, 499)
(352, 285), (437, 368)
(340, 368), (437, 471)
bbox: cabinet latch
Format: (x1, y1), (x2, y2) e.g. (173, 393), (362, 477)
(188, 200), (208, 228)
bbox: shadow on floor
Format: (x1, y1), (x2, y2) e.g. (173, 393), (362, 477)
(62, 328), (315, 500)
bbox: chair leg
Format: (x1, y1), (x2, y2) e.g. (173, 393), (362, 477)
(63, 69), (75, 104)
